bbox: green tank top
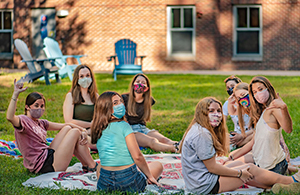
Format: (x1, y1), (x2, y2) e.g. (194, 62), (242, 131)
(73, 104), (94, 122)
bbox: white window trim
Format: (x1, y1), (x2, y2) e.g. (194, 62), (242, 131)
(167, 6), (196, 61)
(232, 5), (263, 61)
(0, 9), (13, 59)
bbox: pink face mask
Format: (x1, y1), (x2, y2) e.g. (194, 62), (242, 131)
(254, 88), (269, 104)
(29, 108), (44, 119)
(208, 113), (222, 127)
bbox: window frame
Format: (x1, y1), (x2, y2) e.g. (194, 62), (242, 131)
(167, 6), (196, 61)
(0, 9), (14, 59)
(232, 5), (263, 61)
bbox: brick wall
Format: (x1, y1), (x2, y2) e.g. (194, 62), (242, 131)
(6, 0), (300, 71)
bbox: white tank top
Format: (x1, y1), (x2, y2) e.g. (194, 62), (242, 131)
(252, 110), (286, 170)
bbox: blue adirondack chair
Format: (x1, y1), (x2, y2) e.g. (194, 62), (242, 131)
(107, 39), (145, 80)
(14, 39), (60, 85)
(43, 37), (87, 81)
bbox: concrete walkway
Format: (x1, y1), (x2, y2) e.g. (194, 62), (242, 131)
(96, 70), (300, 76)
(2, 68), (300, 76)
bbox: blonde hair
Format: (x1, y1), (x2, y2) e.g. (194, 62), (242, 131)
(233, 82), (253, 136)
(249, 76), (277, 127)
(126, 74), (152, 122)
(179, 97), (228, 156)
(70, 64), (98, 105)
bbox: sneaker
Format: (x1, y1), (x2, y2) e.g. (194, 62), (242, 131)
(271, 182), (300, 194)
(293, 168), (300, 182)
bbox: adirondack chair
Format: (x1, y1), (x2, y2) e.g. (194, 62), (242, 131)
(107, 39), (146, 80)
(43, 37), (87, 81)
(14, 39), (60, 85)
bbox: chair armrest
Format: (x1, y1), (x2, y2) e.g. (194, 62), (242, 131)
(137, 55), (146, 59)
(20, 58), (58, 63)
(61, 55), (87, 64)
(107, 55), (116, 62)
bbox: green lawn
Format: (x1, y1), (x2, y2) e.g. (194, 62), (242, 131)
(1, 72), (299, 194)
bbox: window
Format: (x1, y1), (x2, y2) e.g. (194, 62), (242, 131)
(233, 5), (262, 61)
(0, 10), (13, 59)
(167, 6), (196, 60)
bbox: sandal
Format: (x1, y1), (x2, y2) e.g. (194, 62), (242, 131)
(82, 162), (98, 173)
(174, 140), (181, 153)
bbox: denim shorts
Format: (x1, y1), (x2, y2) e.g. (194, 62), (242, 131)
(269, 159), (288, 175)
(131, 124), (154, 135)
(97, 164), (147, 193)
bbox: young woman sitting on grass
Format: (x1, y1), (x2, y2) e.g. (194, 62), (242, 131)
(63, 65), (98, 150)
(224, 76), (291, 175)
(227, 82), (254, 147)
(179, 97), (300, 194)
(91, 91), (162, 193)
(6, 79), (97, 174)
(122, 73), (179, 153)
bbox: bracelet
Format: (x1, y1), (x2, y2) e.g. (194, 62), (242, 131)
(229, 155), (234, 161)
(237, 170), (242, 178)
(11, 97), (17, 101)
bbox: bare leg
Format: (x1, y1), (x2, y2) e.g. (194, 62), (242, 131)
(135, 132), (176, 152)
(147, 130), (177, 145)
(148, 161), (163, 180)
(51, 128), (95, 171)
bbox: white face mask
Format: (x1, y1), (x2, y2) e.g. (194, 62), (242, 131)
(78, 77), (92, 88)
(208, 113), (222, 127)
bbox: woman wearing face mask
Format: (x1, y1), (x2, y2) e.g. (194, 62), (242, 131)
(227, 82), (254, 148)
(223, 76), (292, 175)
(122, 74), (178, 153)
(63, 65), (98, 130)
(91, 91), (163, 193)
(223, 75), (242, 127)
(6, 79), (97, 174)
(179, 97), (300, 194)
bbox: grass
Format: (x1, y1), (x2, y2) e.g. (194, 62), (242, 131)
(1, 72), (300, 194)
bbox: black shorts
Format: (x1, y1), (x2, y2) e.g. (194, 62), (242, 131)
(38, 148), (55, 174)
(209, 176), (220, 194)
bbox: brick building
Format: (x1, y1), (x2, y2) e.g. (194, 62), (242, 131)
(1, 0), (300, 71)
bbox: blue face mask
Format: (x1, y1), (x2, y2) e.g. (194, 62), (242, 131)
(112, 103), (125, 119)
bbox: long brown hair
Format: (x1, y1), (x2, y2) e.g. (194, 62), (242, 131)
(90, 91), (125, 144)
(25, 92), (46, 115)
(127, 73), (152, 122)
(233, 82), (253, 136)
(70, 64), (98, 105)
(179, 97), (228, 156)
(249, 76), (277, 127)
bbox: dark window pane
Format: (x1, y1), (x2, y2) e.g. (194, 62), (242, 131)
(250, 8), (259, 27)
(184, 8), (193, 28)
(237, 8), (247, 28)
(172, 8), (180, 28)
(0, 13), (2, 29)
(4, 12), (12, 29)
(237, 31), (259, 54)
(171, 31), (192, 53)
(0, 32), (11, 52)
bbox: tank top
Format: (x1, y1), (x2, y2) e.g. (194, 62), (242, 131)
(252, 110), (285, 170)
(73, 104), (94, 122)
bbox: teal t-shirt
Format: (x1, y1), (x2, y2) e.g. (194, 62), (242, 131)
(96, 121), (134, 166)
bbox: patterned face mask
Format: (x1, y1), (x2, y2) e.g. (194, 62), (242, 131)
(134, 83), (147, 94)
(227, 87), (234, 95)
(238, 94), (250, 108)
(78, 77), (92, 89)
(208, 113), (222, 127)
